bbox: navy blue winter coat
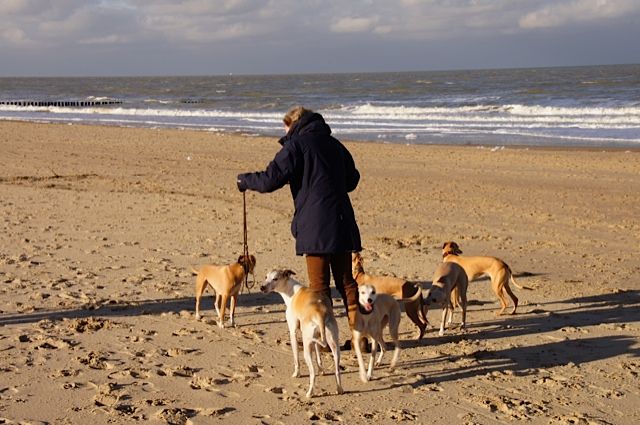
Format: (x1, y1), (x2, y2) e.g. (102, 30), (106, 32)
(237, 112), (362, 255)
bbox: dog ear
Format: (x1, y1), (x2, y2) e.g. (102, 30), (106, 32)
(442, 242), (448, 249)
(237, 255), (245, 263)
(250, 254), (256, 264)
(283, 269), (296, 277)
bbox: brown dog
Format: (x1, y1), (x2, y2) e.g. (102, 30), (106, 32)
(192, 254), (256, 327)
(424, 262), (468, 336)
(352, 252), (428, 339)
(442, 241), (529, 315)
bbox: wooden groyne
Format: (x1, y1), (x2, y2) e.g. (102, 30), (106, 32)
(0, 100), (122, 107)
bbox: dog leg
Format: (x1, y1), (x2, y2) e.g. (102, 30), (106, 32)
(302, 329), (317, 398)
(314, 343), (324, 375)
(390, 341), (400, 370)
(492, 278), (509, 316)
(303, 345), (316, 397)
(439, 306), (448, 336)
(460, 293), (467, 330)
(405, 301), (427, 339)
(229, 295), (237, 327)
(218, 294), (228, 328)
(214, 293), (222, 322)
(352, 330), (368, 382)
(287, 316), (300, 378)
(389, 313), (401, 370)
(503, 281), (519, 315)
(326, 322), (343, 394)
(367, 337), (376, 381)
(194, 276), (206, 320)
(374, 337), (386, 367)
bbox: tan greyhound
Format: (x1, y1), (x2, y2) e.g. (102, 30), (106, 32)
(352, 252), (428, 339)
(260, 269), (342, 398)
(424, 262), (468, 336)
(192, 254), (256, 327)
(442, 241), (530, 315)
(352, 284), (401, 382)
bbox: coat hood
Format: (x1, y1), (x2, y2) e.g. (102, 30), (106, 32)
(278, 112), (331, 145)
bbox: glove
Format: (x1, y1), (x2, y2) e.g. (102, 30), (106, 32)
(237, 176), (247, 192)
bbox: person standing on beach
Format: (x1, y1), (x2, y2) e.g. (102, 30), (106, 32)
(236, 106), (361, 332)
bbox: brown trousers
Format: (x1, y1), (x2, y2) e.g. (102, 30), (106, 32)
(306, 252), (359, 327)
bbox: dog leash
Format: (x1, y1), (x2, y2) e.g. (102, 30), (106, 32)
(242, 191), (255, 293)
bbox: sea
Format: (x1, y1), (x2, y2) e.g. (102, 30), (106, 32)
(1, 64), (639, 148)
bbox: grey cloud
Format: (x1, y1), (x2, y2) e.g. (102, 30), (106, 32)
(519, 0), (640, 29)
(3, 0), (637, 46)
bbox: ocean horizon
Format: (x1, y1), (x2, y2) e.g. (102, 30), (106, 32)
(1, 64), (639, 148)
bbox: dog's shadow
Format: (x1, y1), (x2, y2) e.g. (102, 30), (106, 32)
(398, 289), (640, 386)
(407, 334), (638, 387)
(0, 289), (282, 326)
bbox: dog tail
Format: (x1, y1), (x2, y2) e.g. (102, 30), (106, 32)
(506, 265), (533, 290)
(401, 281), (423, 302)
(311, 314), (328, 348)
(403, 282), (430, 327)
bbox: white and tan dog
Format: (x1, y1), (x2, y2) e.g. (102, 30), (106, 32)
(442, 241), (530, 315)
(352, 252), (428, 339)
(260, 269), (342, 398)
(424, 262), (468, 336)
(352, 284), (401, 382)
(192, 254), (256, 327)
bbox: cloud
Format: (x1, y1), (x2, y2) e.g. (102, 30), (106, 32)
(330, 16), (379, 33)
(3, 0), (638, 48)
(519, 0), (640, 29)
(1, 27), (33, 46)
(1, 0), (639, 75)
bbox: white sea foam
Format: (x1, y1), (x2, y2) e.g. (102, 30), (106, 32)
(1, 101), (639, 145)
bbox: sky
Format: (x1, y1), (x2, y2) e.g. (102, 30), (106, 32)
(1, 0), (639, 76)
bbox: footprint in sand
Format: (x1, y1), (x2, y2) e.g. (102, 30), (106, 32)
(108, 367), (152, 380)
(48, 368), (80, 380)
(163, 347), (199, 357)
(155, 407), (198, 424)
(157, 365), (199, 378)
(306, 409), (344, 422)
(76, 351), (114, 370)
(549, 412), (612, 425)
(189, 375), (240, 398)
(189, 375), (215, 390)
(466, 393), (548, 421)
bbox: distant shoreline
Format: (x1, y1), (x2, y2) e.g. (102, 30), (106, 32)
(1, 62), (639, 79)
(2, 119), (639, 152)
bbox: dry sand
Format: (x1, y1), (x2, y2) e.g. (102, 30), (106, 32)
(1, 120), (639, 424)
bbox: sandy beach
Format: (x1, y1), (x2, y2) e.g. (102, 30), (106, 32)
(1, 120), (639, 424)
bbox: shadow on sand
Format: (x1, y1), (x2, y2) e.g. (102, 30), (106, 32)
(2, 286), (638, 386)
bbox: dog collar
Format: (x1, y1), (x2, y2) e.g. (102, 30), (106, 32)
(358, 304), (373, 315)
